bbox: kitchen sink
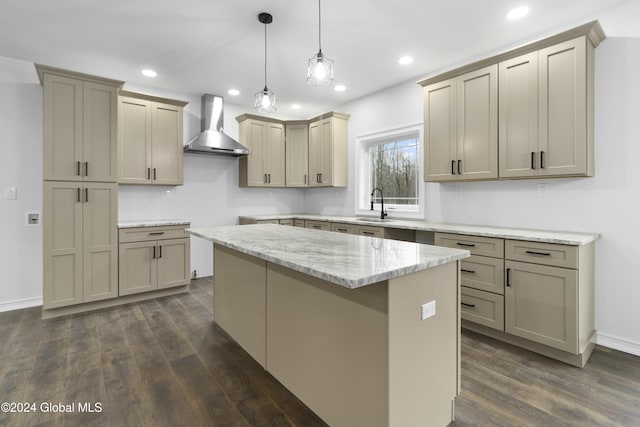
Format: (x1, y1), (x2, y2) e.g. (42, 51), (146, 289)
(356, 217), (392, 223)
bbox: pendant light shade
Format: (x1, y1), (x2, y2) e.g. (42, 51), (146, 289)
(255, 13), (277, 113)
(307, 0), (334, 86)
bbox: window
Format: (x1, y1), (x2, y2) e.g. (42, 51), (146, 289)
(356, 124), (423, 217)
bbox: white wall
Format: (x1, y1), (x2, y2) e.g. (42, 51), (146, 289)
(305, 37), (640, 355)
(0, 57), (43, 311)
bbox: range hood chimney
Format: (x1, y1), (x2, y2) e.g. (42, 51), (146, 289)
(183, 94), (250, 156)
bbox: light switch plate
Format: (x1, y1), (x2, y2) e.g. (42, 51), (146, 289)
(421, 300), (436, 320)
(4, 187), (17, 200)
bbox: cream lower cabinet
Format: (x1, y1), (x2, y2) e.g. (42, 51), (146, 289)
(119, 226), (190, 296)
(423, 65), (498, 182)
(118, 92), (187, 185)
(43, 181), (118, 308)
(505, 260), (578, 352)
(436, 232), (595, 367)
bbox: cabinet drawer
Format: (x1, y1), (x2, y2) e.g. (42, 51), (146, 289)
(435, 233), (504, 258)
(358, 226), (385, 238)
(505, 240), (578, 269)
(279, 219), (294, 226)
(461, 287), (505, 331)
(294, 219), (306, 228)
(331, 222), (358, 234)
(461, 255), (505, 294)
(305, 220), (330, 231)
(119, 225), (189, 243)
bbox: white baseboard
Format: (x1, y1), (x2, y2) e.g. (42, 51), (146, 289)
(597, 332), (640, 357)
(0, 297), (42, 313)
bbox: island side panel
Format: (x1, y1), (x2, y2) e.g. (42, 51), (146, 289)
(213, 245), (267, 367)
(266, 263), (389, 427)
(388, 261), (459, 427)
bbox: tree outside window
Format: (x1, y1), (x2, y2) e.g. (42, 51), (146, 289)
(369, 137), (419, 207)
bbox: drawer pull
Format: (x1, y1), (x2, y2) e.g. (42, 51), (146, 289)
(540, 150), (545, 169)
(461, 302), (476, 308)
(158, 245), (162, 258)
(77, 161), (81, 176)
(506, 268), (512, 287)
(149, 231), (165, 236)
(461, 268), (476, 274)
(337, 228), (347, 232)
(152, 246), (156, 259)
(531, 151), (536, 169)
(525, 250), (551, 256)
(362, 231), (375, 235)
(456, 242), (476, 247)
(451, 160), (455, 175)
(457, 159), (462, 175)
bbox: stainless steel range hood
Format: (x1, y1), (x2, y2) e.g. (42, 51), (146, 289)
(183, 94), (249, 156)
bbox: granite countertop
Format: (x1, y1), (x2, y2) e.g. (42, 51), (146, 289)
(118, 219), (191, 228)
(238, 214), (600, 245)
(189, 224), (470, 289)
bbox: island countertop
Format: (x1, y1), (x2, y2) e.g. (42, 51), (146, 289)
(189, 224), (470, 289)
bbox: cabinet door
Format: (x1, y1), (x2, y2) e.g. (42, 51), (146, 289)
(308, 120), (323, 187)
(319, 118), (334, 186)
(245, 120), (268, 186)
(157, 238), (191, 289)
(285, 124), (309, 187)
(82, 183), (118, 302)
(43, 74), (83, 181)
(265, 122), (285, 187)
(505, 260), (578, 353)
(83, 82), (117, 182)
(119, 241), (157, 296)
(499, 52), (539, 178)
(118, 96), (152, 184)
(43, 181), (83, 308)
(539, 37), (587, 176)
(457, 65), (498, 180)
(152, 102), (184, 185)
(423, 78), (457, 182)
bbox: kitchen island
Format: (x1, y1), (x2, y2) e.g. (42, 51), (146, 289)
(189, 224), (470, 427)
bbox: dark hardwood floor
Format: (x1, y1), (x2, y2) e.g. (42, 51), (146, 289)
(0, 277), (638, 427)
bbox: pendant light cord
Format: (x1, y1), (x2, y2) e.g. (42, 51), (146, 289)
(264, 21), (268, 89)
(318, 0), (322, 52)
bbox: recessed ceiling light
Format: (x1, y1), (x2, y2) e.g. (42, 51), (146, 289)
(334, 85), (346, 92)
(506, 5), (530, 20)
(141, 69), (157, 77)
(228, 89), (240, 96)
(398, 56), (414, 65)
(291, 104), (301, 110)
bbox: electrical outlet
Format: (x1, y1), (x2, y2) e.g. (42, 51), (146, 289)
(25, 212), (41, 227)
(537, 183), (548, 198)
(421, 300), (436, 320)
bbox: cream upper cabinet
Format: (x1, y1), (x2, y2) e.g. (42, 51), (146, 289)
(423, 65), (498, 182)
(285, 123), (309, 187)
(499, 37), (593, 178)
(40, 68), (121, 182)
(308, 113), (349, 187)
(118, 92), (186, 185)
(238, 116), (285, 187)
(43, 181), (118, 308)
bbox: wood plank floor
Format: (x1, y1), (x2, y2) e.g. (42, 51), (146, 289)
(0, 277), (638, 427)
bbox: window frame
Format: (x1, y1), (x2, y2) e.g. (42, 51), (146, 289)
(355, 123), (424, 219)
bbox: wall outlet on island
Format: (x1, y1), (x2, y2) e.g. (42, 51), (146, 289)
(421, 300), (436, 320)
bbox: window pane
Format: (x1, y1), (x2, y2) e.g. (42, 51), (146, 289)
(370, 138), (418, 205)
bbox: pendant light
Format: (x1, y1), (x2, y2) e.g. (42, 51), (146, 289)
(307, 0), (334, 86)
(255, 12), (277, 113)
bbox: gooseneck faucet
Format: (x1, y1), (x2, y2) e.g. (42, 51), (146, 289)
(370, 187), (388, 220)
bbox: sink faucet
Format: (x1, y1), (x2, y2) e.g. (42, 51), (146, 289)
(370, 187), (388, 220)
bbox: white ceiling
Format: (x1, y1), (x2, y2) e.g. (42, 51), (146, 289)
(1, 0), (638, 118)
